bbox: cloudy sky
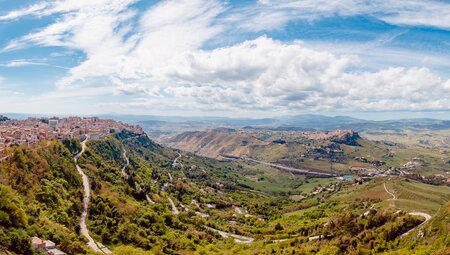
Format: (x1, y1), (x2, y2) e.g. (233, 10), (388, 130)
(1, 0), (450, 119)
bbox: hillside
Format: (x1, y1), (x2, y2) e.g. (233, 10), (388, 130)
(163, 128), (361, 159)
(1, 130), (449, 254)
(163, 128), (269, 159)
(162, 128), (450, 179)
(137, 114), (450, 141)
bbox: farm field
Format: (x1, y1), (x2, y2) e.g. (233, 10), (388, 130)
(333, 177), (450, 214)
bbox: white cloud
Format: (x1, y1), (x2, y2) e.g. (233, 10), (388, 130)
(0, 2), (49, 21)
(154, 37), (450, 112)
(59, 33), (450, 112)
(55, 0), (225, 87)
(3, 0), (137, 51)
(2, 0), (450, 114)
(230, 0), (450, 32)
(0, 59), (69, 69)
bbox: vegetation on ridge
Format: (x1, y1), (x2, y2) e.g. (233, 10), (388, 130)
(0, 130), (449, 254)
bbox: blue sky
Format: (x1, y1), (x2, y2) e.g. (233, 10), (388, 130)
(1, 0), (450, 119)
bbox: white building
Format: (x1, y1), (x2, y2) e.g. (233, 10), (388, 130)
(49, 119), (59, 129)
(31, 237), (65, 255)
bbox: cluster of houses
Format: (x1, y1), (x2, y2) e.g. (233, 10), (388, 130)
(290, 182), (341, 202)
(31, 237), (66, 255)
(0, 116), (143, 156)
(349, 155), (421, 178)
(349, 160), (450, 185)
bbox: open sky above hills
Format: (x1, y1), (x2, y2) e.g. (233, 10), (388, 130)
(1, 0), (450, 119)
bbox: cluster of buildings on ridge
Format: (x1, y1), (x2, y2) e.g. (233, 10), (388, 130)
(0, 116), (143, 156)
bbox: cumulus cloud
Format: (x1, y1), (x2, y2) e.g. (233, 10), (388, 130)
(2, 0), (450, 114)
(157, 37), (450, 112)
(64, 34), (450, 112)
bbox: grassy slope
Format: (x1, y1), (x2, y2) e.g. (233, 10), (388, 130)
(166, 129), (450, 178)
(333, 177), (450, 214)
(384, 201), (450, 255)
(1, 131), (449, 255)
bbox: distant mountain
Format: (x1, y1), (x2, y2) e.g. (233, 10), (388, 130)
(4, 113), (450, 135)
(137, 114), (450, 138)
(2, 117), (450, 254)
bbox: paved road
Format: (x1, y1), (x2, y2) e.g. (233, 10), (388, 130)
(165, 155), (180, 213)
(241, 157), (336, 177)
(168, 197), (179, 215)
(383, 182), (431, 239)
(122, 146), (155, 205)
(172, 152), (182, 167)
(74, 138), (103, 253)
(120, 149), (129, 178)
(400, 212), (431, 238)
(172, 152), (186, 176)
(75, 137), (110, 254)
(204, 226), (254, 244)
(271, 239), (289, 243)
(146, 194), (155, 204)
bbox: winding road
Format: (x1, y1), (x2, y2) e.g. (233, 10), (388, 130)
(172, 152), (186, 176)
(383, 182), (431, 238)
(121, 147), (155, 205)
(204, 226), (254, 244)
(74, 138), (103, 253)
(120, 149), (129, 179)
(168, 197), (180, 215)
(172, 152), (182, 167)
(384, 183), (396, 200)
(400, 212), (431, 238)
(241, 157), (337, 177)
(146, 194), (155, 204)
(161, 153), (186, 214)
(75, 137), (111, 254)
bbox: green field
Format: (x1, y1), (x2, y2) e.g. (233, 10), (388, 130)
(333, 177), (450, 214)
(237, 163), (337, 195)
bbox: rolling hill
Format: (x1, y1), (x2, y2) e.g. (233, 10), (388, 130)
(162, 128), (450, 178)
(1, 129), (449, 254)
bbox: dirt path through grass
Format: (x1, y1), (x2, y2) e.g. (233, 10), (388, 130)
(384, 182), (396, 200)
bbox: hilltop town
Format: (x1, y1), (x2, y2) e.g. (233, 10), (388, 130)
(0, 116), (143, 156)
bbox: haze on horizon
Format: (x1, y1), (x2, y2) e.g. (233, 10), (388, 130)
(1, 0), (450, 119)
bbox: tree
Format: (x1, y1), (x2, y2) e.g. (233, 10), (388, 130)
(274, 222), (283, 231)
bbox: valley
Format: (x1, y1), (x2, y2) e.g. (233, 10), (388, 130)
(3, 1), (450, 254)
(0, 118), (450, 254)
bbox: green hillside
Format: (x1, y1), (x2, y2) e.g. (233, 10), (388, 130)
(0, 131), (449, 254)
(333, 177), (450, 214)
